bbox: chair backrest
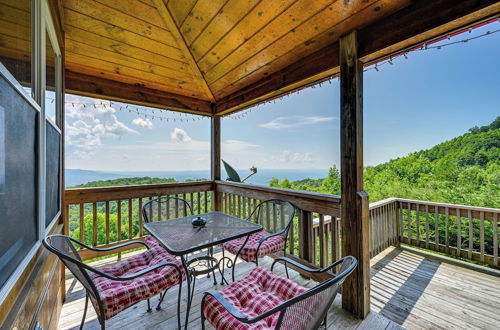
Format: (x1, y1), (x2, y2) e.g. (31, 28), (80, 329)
(42, 235), (101, 303)
(277, 256), (357, 330)
(142, 196), (193, 223)
(250, 199), (295, 235)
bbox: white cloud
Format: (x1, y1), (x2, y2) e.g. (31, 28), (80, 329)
(64, 96), (137, 159)
(268, 150), (318, 164)
(170, 128), (192, 143)
(132, 117), (153, 129)
(260, 116), (335, 129)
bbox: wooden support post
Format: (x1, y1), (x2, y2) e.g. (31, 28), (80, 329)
(211, 104), (222, 211)
(339, 30), (370, 319)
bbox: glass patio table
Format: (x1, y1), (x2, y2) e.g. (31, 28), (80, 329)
(144, 211), (262, 328)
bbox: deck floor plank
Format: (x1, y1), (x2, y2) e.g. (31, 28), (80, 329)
(59, 246), (500, 329)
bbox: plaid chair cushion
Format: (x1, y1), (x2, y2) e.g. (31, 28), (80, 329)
(221, 231), (285, 262)
(90, 246), (185, 320)
(203, 267), (307, 329)
(144, 235), (161, 248)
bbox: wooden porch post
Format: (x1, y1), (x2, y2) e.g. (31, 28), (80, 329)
(339, 30), (370, 318)
(211, 104), (222, 211)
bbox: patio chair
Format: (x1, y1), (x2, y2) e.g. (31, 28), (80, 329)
(142, 196), (193, 249)
(220, 199), (296, 280)
(201, 256), (357, 330)
(43, 234), (184, 330)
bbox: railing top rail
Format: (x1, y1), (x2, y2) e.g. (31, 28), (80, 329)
(215, 180), (341, 202)
(65, 181), (213, 204)
(215, 180), (341, 216)
(396, 198), (500, 214)
(369, 198), (399, 209)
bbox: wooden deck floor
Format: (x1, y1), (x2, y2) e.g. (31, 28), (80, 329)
(58, 246), (500, 329)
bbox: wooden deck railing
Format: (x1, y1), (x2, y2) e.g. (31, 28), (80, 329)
(216, 180), (341, 268)
(64, 181), (500, 268)
(64, 181), (213, 260)
(398, 198), (499, 267)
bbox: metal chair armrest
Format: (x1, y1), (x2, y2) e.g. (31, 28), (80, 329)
(87, 261), (182, 282)
(257, 229), (287, 244)
(69, 237), (149, 252)
(202, 291), (249, 321)
(271, 256), (346, 274)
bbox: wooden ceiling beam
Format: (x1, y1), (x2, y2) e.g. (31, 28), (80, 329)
(216, 0), (499, 115)
(65, 69), (212, 115)
(153, 0), (215, 102)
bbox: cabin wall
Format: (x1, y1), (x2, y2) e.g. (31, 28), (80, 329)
(0, 0), (65, 329)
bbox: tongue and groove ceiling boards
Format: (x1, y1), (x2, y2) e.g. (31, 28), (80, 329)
(62, 0), (500, 115)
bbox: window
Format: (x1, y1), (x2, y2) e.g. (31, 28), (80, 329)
(0, 0), (33, 98)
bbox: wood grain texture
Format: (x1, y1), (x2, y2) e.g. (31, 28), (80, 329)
(65, 70), (212, 114)
(153, 0), (215, 101)
(340, 30), (370, 318)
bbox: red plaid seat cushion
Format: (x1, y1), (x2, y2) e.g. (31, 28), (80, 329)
(144, 235), (162, 248)
(89, 246), (185, 320)
(203, 267), (307, 329)
(221, 231), (285, 262)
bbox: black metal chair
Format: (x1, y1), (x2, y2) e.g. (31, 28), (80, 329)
(42, 234), (184, 330)
(142, 196), (193, 223)
(201, 256), (357, 330)
(221, 199), (296, 280)
(142, 196), (194, 249)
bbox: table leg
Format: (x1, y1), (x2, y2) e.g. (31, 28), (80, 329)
(181, 255), (191, 330)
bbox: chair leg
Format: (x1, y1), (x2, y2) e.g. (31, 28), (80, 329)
(156, 289), (168, 310)
(146, 298), (152, 312)
(284, 249), (290, 279)
(201, 295), (207, 330)
(79, 293), (89, 330)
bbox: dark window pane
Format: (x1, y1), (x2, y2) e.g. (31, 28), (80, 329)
(0, 74), (38, 290)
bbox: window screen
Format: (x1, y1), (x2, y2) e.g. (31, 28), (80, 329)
(0, 74), (38, 290)
(45, 120), (61, 226)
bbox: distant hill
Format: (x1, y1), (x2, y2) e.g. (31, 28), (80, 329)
(72, 176), (179, 188)
(65, 169), (126, 187)
(364, 117), (499, 207)
(271, 117), (499, 208)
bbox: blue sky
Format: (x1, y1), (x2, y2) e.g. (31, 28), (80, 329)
(65, 24), (499, 172)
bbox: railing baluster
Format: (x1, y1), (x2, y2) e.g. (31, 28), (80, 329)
(468, 209), (473, 259)
(197, 192), (201, 214)
(92, 203), (97, 246)
(204, 191), (208, 213)
(319, 214), (326, 267)
(416, 204), (420, 244)
(128, 199), (133, 239)
(105, 201), (110, 244)
(480, 211), (485, 262)
(494, 212), (498, 267)
(138, 198), (143, 237)
(435, 206), (439, 250)
(79, 203), (84, 243)
(117, 200), (122, 244)
(407, 202), (412, 245)
(457, 207), (461, 256)
(445, 207), (449, 254)
(425, 205), (429, 249)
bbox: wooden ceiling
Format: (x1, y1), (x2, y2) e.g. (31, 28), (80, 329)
(61, 0), (500, 115)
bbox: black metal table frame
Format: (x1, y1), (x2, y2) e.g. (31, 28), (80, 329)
(144, 213), (262, 329)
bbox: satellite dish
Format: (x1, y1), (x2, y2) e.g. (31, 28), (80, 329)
(222, 160), (257, 183)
